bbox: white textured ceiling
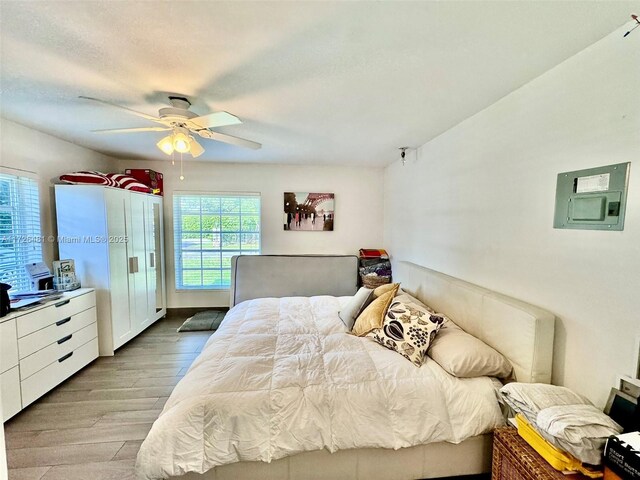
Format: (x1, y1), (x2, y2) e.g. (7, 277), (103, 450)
(0, 1), (635, 166)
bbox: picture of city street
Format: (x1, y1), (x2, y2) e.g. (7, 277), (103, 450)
(283, 192), (334, 231)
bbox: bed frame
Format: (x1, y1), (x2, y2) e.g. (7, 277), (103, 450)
(171, 257), (556, 480)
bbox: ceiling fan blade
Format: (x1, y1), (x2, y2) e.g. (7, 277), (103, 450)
(79, 96), (165, 124)
(189, 137), (205, 158)
(191, 111), (242, 129)
(91, 127), (172, 134)
(197, 130), (261, 150)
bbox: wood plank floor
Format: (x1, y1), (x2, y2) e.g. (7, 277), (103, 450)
(5, 312), (211, 480)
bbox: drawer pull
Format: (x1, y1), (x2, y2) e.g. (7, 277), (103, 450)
(54, 299), (70, 308)
(57, 334), (73, 345)
(58, 352), (73, 363)
(55, 317), (71, 326)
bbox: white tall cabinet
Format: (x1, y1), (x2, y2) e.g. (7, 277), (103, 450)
(55, 185), (166, 355)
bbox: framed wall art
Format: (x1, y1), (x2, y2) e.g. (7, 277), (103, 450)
(283, 192), (334, 231)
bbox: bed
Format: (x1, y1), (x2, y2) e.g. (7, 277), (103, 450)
(136, 256), (555, 480)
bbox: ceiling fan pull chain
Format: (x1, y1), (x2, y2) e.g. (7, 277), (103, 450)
(180, 152), (185, 181)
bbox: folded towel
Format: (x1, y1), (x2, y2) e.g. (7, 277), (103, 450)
(500, 383), (621, 465)
(536, 404), (622, 465)
(501, 383), (590, 425)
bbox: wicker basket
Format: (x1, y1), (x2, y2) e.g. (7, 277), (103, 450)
(360, 274), (391, 289)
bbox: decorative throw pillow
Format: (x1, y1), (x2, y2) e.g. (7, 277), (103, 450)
(351, 284), (399, 336)
(428, 321), (513, 379)
(367, 300), (444, 366)
(59, 171), (117, 186)
(372, 282), (400, 299)
(338, 287), (374, 330)
(106, 173), (153, 193)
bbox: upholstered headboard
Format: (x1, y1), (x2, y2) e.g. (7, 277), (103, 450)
(394, 261), (555, 384)
(230, 255), (359, 306)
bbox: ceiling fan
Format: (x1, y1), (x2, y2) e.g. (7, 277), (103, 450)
(79, 95), (261, 158)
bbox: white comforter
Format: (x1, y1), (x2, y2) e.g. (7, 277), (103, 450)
(136, 296), (504, 479)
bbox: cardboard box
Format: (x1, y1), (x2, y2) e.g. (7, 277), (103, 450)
(125, 169), (163, 195)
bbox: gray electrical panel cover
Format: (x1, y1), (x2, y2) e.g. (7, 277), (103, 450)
(554, 162), (630, 231)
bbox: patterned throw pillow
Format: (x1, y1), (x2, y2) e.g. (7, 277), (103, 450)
(367, 300), (444, 366)
(59, 171), (117, 186)
(106, 173), (153, 193)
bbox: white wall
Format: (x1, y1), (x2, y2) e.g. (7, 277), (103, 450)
(384, 24), (640, 406)
(0, 118), (117, 267)
(116, 159), (384, 308)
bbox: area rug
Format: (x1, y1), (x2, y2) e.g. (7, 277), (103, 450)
(177, 310), (226, 332)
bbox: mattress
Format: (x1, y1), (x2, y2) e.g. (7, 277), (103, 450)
(136, 296), (505, 480)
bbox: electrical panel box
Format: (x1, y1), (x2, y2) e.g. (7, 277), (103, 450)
(554, 162), (630, 231)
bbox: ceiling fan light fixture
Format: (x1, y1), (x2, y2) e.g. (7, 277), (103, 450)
(189, 137), (205, 158)
(173, 128), (191, 153)
(157, 135), (174, 155)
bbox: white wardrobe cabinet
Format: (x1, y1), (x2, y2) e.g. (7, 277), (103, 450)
(55, 185), (167, 355)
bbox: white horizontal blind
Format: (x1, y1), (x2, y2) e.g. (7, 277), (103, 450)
(0, 172), (43, 293)
(173, 193), (261, 290)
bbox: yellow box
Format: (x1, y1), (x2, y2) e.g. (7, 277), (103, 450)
(515, 414), (602, 478)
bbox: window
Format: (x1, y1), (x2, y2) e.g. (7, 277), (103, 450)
(173, 193), (261, 290)
(0, 170), (42, 293)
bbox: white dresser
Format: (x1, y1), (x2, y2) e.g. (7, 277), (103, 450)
(1, 288), (98, 421)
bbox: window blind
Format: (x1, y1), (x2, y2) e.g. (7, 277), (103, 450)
(0, 172), (43, 293)
(173, 193), (261, 290)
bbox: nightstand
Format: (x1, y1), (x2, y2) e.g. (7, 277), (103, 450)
(492, 427), (592, 480)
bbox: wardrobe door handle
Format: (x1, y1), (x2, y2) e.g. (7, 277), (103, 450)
(57, 334), (72, 344)
(129, 257), (135, 274)
(134, 256), (139, 273)
(149, 252), (155, 268)
(55, 317), (71, 326)
(58, 352), (73, 363)
(55, 299), (70, 308)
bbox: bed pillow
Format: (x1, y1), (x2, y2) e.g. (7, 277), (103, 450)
(372, 282), (400, 299)
(367, 300), (445, 366)
(338, 287), (374, 330)
(428, 322), (513, 379)
(106, 173), (153, 193)
(394, 291), (435, 314)
(59, 171), (117, 186)
(351, 284), (399, 336)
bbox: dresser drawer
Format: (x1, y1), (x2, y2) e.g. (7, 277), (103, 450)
(1, 366), (21, 421)
(20, 322), (98, 380)
(17, 290), (96, 338)
(21, 338), (98, 407)
(18, 307), (97, 359)
(0, 319), (18, 373)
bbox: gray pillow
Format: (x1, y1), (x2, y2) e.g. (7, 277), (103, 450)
(338, 287), (374, 330)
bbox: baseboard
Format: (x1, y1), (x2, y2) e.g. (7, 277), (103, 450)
(166, 307), (229, 318)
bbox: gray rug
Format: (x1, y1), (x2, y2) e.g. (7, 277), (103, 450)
(177, 310), (226, 332)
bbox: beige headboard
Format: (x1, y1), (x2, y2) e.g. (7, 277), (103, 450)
(394, 261), (555, 384)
